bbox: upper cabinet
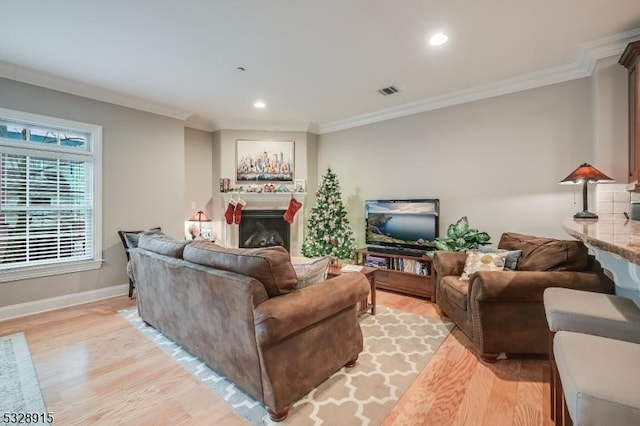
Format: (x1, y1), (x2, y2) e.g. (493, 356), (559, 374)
(620, 41), (640, 190)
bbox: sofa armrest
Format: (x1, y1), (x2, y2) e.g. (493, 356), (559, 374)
(254, 272), (370, 346)
(433, 251), (468, 277)
(470, 270), (614, 303)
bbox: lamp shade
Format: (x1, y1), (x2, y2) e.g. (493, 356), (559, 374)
(559, 163), (614, 184)
(189, 211), (211, 222)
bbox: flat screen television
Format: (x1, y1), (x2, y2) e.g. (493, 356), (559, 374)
(365, 199), (439, 253)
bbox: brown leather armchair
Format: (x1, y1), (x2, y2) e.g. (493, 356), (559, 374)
(433, 232), (615, 362)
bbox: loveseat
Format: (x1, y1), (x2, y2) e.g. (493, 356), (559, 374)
(433, 232), (615, 362)
(129, 233), (370, 421)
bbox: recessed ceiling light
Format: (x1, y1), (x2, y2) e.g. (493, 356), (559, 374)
(429, 33), (448, 46)
(254, 100), (266, 109)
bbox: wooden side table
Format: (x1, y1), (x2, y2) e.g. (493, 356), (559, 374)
(327, 265), (377, 315)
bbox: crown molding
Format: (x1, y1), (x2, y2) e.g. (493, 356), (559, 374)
(0, 61), (193, 121)
(214, 120), (317, 133)
(318, 27), (640, 135)
(185, 115), (218, 132)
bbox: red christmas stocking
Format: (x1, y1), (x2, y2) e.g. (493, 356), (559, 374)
(234, 199), (246, 224)
(283, 197), (302, 223)
(224, 199), (237, 225)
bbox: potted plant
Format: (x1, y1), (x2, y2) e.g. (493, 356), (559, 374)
(433, 216), (491, 252)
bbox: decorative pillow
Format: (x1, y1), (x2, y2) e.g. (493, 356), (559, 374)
(122, 227), (162, 249)
(291, 256), (331, 289)
(460, 250), (507, 281)
(478, 246), (522, 271)
(498, 232), (588, 272)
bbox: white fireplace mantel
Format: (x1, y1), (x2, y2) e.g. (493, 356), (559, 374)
(221, 192), (306, 205)
(220, 192), (306, 255)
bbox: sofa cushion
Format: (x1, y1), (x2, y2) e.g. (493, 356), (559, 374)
(477, 246), (522, 270)
(183, 241), (298, 297)
(441, 276), (469, 311)
(498, 232), (588, 271)
(460, 250), (506, 280)
(121, 227), (162, 249)
(138, 232), (189, 258)
(290, 256), (331, 289)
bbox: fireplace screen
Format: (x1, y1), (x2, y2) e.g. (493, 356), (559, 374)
(239, 210), (290, 252)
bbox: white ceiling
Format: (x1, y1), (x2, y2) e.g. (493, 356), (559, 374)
(1, 1), (640, 134)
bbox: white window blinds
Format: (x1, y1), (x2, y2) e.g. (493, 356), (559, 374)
(0, 108), (101, 277)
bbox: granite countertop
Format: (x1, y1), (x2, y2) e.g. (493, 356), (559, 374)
(563, 214), (640, 264)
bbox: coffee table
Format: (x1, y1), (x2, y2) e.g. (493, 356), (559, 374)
(327, 265), (377, 315)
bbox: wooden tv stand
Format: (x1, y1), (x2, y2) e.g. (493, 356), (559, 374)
(355, 248), (434, 301)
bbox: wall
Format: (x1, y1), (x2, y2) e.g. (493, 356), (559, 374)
(184, 127), (214, 238)
(0, 77), (185, 308)
(317, 73), (626, 246)
(592, 57), (628, 182)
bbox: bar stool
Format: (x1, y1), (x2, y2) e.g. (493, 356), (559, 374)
(554, 331), (640, 425)
(543, 287), (640, 422)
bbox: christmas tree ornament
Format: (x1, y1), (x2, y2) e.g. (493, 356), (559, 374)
(283, 197), (302, 223)
(224, 199), (237, 225)
(234, 198), (246, 225)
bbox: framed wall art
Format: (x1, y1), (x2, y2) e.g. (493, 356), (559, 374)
(236, 139), (294, 182)
(294, 179), (306, 192)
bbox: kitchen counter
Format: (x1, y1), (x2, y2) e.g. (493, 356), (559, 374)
(563, 215), (640, 264)
(563, 214), (640, 304)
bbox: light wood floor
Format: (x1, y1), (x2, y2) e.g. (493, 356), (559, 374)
(1, 291), (552, 425)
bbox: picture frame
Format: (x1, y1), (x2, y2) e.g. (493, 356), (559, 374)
(236, 139), (294, 182)
(294, 179), (306, 192)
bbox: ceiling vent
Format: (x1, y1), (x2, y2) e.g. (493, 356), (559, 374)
(377, 85), (400, 96)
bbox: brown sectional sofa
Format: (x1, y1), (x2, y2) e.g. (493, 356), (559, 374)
(130, 233), (370, 421)
(433, 232), (615, 362)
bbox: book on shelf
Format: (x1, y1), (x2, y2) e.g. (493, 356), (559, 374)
(364, 254), (388, 268)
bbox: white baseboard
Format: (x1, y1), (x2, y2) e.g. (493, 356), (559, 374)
(0, 284), (129, 322)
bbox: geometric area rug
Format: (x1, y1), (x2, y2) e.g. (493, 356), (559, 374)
(120, 306), (454, 425)
(0, 332), (51, 426)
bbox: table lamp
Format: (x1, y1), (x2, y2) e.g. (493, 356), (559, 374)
(559, 163), (614, 219)
(188, 210), (212, 239)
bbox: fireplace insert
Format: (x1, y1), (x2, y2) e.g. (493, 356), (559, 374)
(239, 209), (290, 252)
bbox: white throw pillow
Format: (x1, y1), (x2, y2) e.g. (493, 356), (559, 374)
(291, 256), (331, 288)
(460, 250), (507, 281)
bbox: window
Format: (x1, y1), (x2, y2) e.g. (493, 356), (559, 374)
(0, 107), (102, 282)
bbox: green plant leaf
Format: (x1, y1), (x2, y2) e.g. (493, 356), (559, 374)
(476, 232), (491, 243)
(434, 240), (451, 251)
(446, 224), (457, 239)
(453, 216), (469, 238)
(465, 230), (479, 240)
(462, 241), (476, 250)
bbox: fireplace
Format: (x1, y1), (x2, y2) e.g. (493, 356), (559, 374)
(239, 210), (290, 252)
(219, 193), (305, 255)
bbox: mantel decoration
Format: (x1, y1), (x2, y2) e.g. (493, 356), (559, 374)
(559, 163), (614, 219)
(433, 216), (491, 252)
(236, 139), (294, 182)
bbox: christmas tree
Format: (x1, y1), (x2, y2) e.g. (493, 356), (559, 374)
(302, 168), (356, 260)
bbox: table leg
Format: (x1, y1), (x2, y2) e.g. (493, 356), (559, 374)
(369, 276), (376, 315)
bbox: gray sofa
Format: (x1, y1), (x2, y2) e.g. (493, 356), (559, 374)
(129, 233), (370, 422)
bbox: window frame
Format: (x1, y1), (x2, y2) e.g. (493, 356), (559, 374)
(0, 107), (102, 282)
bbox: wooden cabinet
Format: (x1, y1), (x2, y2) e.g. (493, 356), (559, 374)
(620, 41), (640, 189)
(355, 248), (433, 301)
